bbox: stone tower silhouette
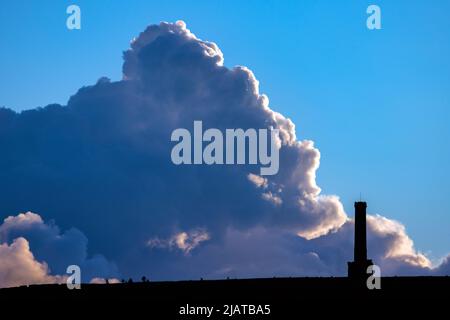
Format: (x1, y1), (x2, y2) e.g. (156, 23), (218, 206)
(348, 201), (373, 279)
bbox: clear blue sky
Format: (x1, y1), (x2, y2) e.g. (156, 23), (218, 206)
(1, 0), (449, 261)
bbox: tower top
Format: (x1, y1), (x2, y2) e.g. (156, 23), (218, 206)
(354, 201), (367, 208)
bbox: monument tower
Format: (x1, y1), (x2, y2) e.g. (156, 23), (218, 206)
(348, 201), (373, 279)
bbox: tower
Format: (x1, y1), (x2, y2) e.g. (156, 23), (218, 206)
(348, 201), (373, 279)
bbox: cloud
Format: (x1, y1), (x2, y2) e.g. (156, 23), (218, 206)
(0, 237), (65, 288)
(433, 255), (450, 275)
(147, 228), (210, 255)
(0, 212), (118, 287)
(0, 21), (448, 283)
(138, 217), (438, 280)
(367, 215), (431, 272)
(90, 277), (121, 284)
(247, 173), (268, 189)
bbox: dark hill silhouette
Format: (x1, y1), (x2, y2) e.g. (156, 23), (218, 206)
(0, 276), (449, 317)
(1, 276), (449, 301)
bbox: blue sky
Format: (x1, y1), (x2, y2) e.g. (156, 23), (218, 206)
(1, 0), (449, 261)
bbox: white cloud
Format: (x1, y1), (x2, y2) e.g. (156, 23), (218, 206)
(0, 237), (65, 288)
(90, 277), (121, 284)
(262, 192), (283, 206)
(147, 229), (210, 254)
(247, 173), (268, 189)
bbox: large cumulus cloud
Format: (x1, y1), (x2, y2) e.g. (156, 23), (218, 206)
(0, 21), (448, 284)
